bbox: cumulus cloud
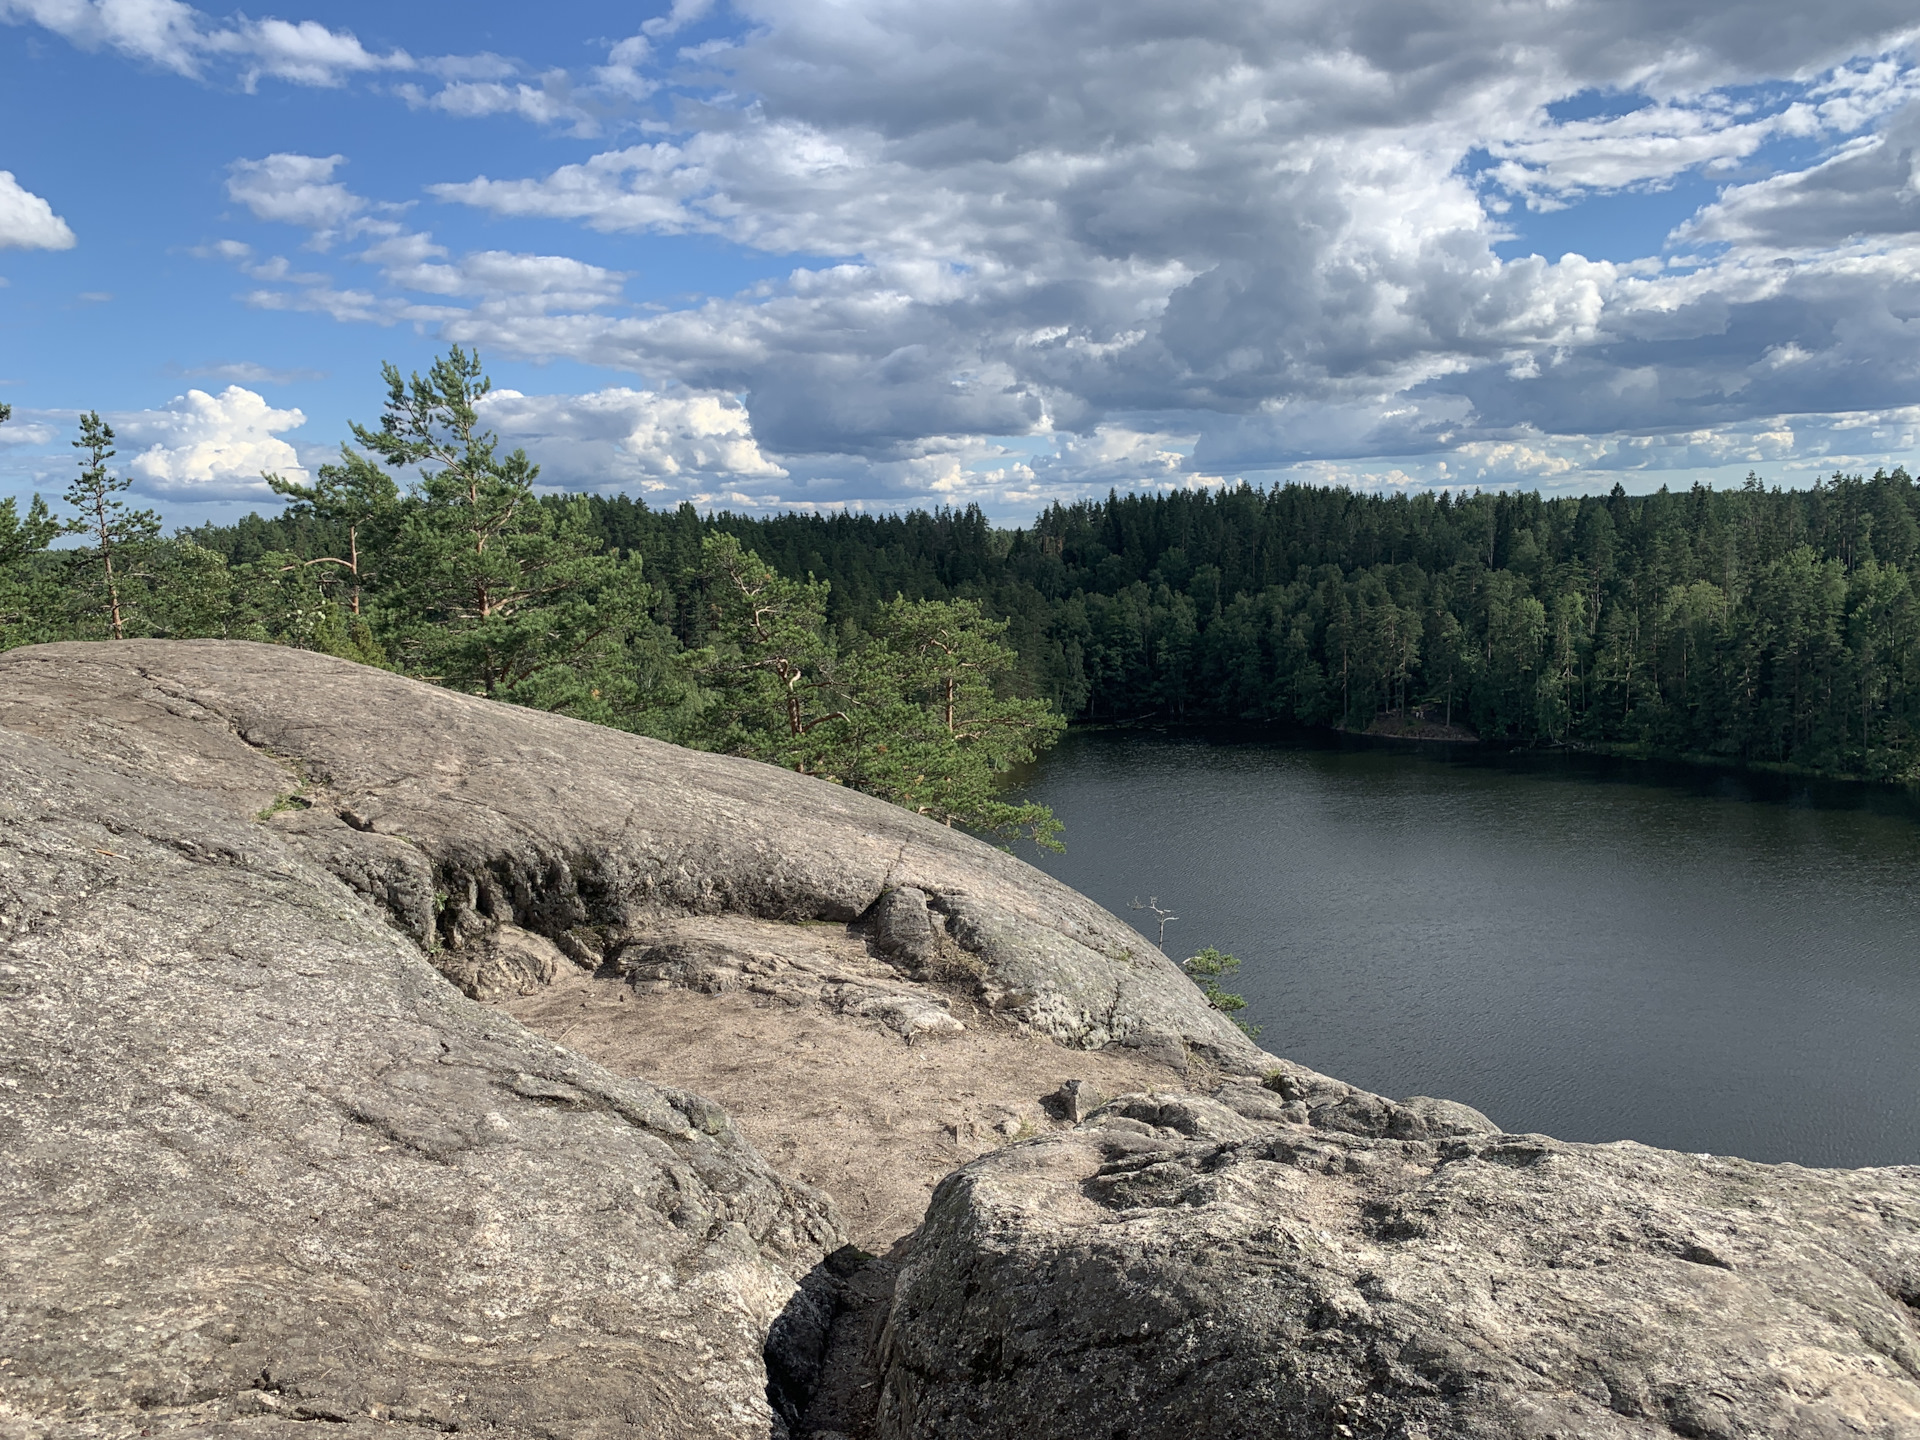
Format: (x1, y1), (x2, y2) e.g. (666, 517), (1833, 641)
(117, 386), (308, 498)
(475, 387), (785, 493)
(226, 153), (369, 233)
(397, 3), (1920, 476)
(0, 0), (411, 86)
(0, 170), (76, 250)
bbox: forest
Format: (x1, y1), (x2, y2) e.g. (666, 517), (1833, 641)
(10, 351), (1920, 789)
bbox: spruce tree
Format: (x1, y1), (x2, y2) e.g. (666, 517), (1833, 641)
(64, 412), (159, 640)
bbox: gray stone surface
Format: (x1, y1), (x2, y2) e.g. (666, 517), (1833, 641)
(0, 722), (841, 1439)
(876, 1099), (1920, 1440)
(0, 640), (1263, 1072)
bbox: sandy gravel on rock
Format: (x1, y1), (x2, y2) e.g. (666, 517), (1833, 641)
(503, 968), (1193, 1249)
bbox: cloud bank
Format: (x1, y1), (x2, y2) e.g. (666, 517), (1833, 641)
(98, 0), (1920, 508)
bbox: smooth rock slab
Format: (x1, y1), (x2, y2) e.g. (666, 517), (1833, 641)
(0, 641), (1261, 1072)
(0, 726), (840, 1439)
(876, 1105), (1920, 1439)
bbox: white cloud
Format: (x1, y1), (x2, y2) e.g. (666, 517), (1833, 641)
(203, 212), (634, 334)
(1681, 102), (1920, 248)
(400, 72), (604, 137)
(376, 248), (629, 309)
(411, 4), (1919, 472)
(392, 31), (665, 137)
(211, 16), (412, 89)
(118, 386), (308, 498)
(475, 386), (786, 491)
(642, 0), (713, 39)
(226, 153), (367, 232)
(0, 416), (56, 446)
(0, 0), (411, 85)
(154, 2), (1920, 507)
(0, 171), (76, 250)
(173, 361), (328, 385)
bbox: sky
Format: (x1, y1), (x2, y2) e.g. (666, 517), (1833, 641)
(4, 1), (1920, 527)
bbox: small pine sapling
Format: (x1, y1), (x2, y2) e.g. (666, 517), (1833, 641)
(1182, 947), (1260, 1038)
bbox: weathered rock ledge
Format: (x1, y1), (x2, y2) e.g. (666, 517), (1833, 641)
(3, 641), (1918, 1440)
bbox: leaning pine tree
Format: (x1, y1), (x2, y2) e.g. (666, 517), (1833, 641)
(348, 346), (668, 726)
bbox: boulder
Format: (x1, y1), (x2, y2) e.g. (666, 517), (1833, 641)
(1047, 1078), (1105, 1123)
(875, 1104), (1920, 1439)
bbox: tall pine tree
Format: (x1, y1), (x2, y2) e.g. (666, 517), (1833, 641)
(64, 412), (159, 640)
(350, 347), (666, 725)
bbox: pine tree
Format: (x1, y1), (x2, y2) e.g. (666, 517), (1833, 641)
(684, 540), (1065, 849)
(838, 597), (1065, 848)
(0, 406), (65, 649)
(351, 347), (662, 722)
(64, 412), (159, 640)
(266, 449), (398, 617)
(681, 532), (846, 764)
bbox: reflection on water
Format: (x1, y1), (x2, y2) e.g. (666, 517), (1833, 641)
(1014, 729), (1920, 1168)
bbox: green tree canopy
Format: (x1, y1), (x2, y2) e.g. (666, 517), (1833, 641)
(0, 406), (64, 648)
(349, 346), (666, 725)
(684, 533), (1064, 848)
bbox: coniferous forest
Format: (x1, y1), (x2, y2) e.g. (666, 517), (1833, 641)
(11, 350), (1920, 800)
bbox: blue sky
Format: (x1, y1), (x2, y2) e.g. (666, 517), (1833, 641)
(5, 1), (1920, 527)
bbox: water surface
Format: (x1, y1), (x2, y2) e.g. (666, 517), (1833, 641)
(1014, 730), (1920, 1168)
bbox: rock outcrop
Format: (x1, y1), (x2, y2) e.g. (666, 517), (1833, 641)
(877, 1095), (1920, 1439)
(0, 640), (1259, 1071)
(0, 719), (838, 1439)
(6, 639), (1920, 1440)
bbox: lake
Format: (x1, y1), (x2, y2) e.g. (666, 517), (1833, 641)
(1013, 730), (1920, 1169)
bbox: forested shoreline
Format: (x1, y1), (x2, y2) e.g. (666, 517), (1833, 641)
(11, 353), (1920, 788)
(214, 466), (1920, 783)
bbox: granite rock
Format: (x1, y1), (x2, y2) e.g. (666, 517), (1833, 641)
(875, 1102), (1920, 1439)
(0, 724), (841, 1439)
(0, 641), (1263, 1072)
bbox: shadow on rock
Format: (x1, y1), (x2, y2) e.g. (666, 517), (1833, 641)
(766, 1243), (901, 1440)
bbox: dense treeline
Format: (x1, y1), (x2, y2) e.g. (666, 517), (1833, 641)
(601, 472), (1920, 781)
(14, 359), (1920, 784)
(548, 473), (1920, 781)
(184, 463), (1920, 780)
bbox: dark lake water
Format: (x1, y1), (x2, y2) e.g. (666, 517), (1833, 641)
(1012, 730), (1920, 1169)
